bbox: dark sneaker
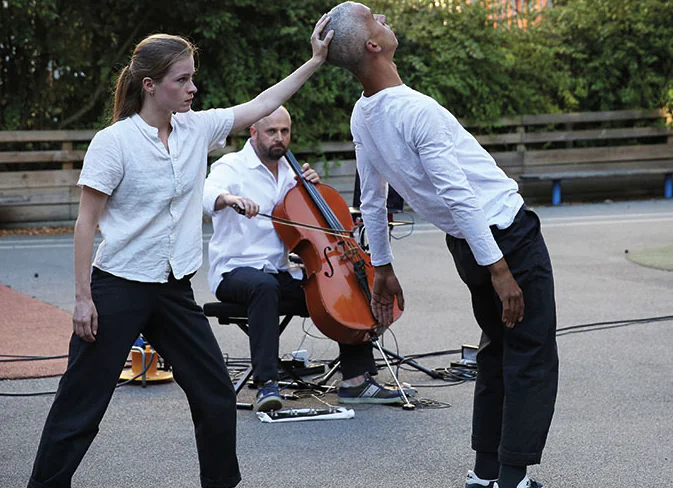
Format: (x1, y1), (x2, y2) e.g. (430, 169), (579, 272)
(255, 381), (282, 412)
(494, 477), (543, 488)
(337, 374), (414, 405)
(466, 470), (496, 487)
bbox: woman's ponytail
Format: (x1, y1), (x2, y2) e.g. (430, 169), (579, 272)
(112, 64), (142, 123)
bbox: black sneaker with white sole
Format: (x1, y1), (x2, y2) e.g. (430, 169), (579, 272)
(494, 476), (543, 488)
(337, 373), (414, 405)
(465, 469), (496, 487)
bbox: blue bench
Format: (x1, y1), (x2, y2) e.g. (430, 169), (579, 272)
(520, 168), (673, 206)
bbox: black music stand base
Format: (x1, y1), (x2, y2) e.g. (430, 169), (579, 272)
(377, 345), (443, 379)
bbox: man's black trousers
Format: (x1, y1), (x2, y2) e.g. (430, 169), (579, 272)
(215, 267), (376, 382)
(446, 206), (559, 467)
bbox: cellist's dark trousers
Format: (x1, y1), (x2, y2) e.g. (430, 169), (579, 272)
(446, 206), (559, 467)
(216, 267), (376, 382)
(28, 269), (240, 488)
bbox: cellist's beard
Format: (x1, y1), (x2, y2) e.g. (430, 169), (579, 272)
(266, 145), (287, 160)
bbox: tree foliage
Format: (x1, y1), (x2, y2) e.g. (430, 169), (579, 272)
(1, 0), (672, 140)
(535, 0), (673, 112)
(367, 0), (561, 121)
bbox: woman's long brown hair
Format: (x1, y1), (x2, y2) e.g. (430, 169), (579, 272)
(112, 34), (197, 123)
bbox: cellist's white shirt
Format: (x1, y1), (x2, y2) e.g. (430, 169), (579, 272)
(351, 85), (523, 267)
(203, 140), (303, 295)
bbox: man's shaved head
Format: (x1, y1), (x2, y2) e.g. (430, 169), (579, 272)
(323, 2), (371, 74)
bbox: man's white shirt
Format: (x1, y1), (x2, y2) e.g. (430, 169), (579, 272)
(203, 140), (303, 295)
(351, 85), (523, 267)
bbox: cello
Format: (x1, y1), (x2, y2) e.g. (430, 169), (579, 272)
(271, 150), (402, 344)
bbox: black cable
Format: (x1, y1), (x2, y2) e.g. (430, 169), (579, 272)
(115, 351), (157, 387)
(4, 315), (671, 397)
(1, 351), (159, 396)
(0, 354), (58, 358)
(0, 390), (58, 397)
(432, 367), (477, 382)
(555, 314), (673, 336)
(0, 354), (68, 363)
(408, 397), (452, 409)
(397, 348), (462, 360)
(371, 315), (673, 389)
(300, 318), (327, 341)
(277, 358), (333, 396)
(390, 213), (415, 241)
(381, 314), (673, 374)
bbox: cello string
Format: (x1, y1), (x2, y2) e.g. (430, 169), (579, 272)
(280, 152), (367, 263)
(284, 150), (344, 231)
(306, 182), (343, 231)
(307, 180), (345, 232)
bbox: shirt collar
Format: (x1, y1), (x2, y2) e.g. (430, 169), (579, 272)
(129, 112), (178, 138)
(360, 83), (409, 102)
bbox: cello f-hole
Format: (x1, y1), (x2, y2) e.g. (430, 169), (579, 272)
(323, 246), (335, 278)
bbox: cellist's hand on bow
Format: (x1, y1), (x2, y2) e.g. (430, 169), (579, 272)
(371, 263), (405, 327)
(299, 163), (320, 184)
(222, 193), (259, 219)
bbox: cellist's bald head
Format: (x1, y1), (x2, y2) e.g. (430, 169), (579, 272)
(250, 106), (292, 163)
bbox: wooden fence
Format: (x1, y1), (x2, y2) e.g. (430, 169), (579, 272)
(1, 109), (671, 225)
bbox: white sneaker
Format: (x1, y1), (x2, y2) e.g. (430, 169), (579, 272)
(465, 470), (496, 487)
(493, 475), (543, 488)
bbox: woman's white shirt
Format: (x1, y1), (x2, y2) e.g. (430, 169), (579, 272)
(78, 109), (234, 282)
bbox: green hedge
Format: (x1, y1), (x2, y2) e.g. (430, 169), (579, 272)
(2, 0), (672, 143)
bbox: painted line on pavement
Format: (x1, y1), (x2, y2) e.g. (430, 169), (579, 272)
(1, 213), (672, 248)
(394, 214), (673, 234)
(543, 215), (673, 228)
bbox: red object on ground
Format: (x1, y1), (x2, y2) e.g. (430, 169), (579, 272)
(0, 284), (71, 379)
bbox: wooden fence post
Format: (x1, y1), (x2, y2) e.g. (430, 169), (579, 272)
(665, 109), (673, 146)
(61, 141), (73, 170)
(516, 124), (526, 152)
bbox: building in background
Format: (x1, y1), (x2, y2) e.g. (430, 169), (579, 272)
(481, 0), (552, 28)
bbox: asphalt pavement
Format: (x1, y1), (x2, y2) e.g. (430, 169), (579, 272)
(1, 199), (672, 488)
